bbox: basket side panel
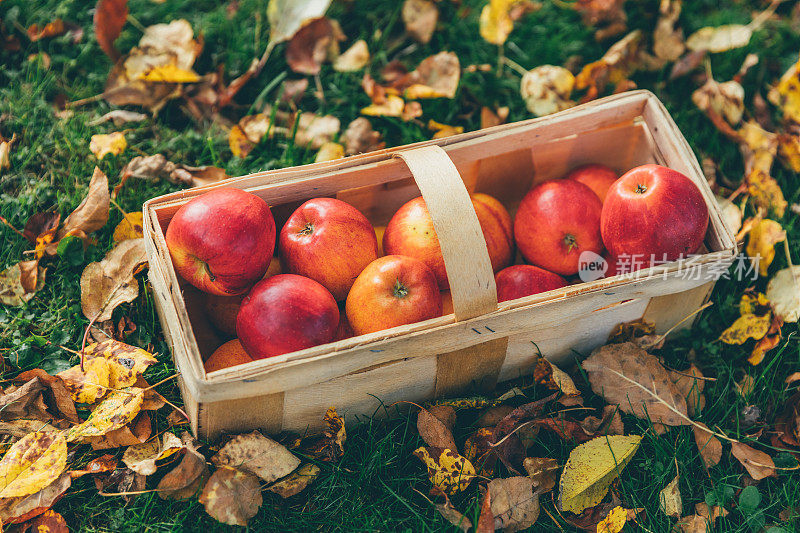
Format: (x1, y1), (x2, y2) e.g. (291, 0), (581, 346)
(434, 338), (508, 398)
(197, 393), (284, 441)
(642, 280), (715, 334)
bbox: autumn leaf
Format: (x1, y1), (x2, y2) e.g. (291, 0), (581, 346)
(435, 492), (473, 532)
(285, 17), (343, 75)
(267, 463), (321, 498)
(267, 0), (333, 47)
(0, 431), (67, 498)
(652, 0), (684, 61)
(0, 381), (51, 423)
(333, 40), (369, 72)
(13, 370), (80, 424)
(519, 65), (575, 117)
(695, 502), (728, 525)
(558, 434), (641, 514)
(27, 19), (66, 42)
(342, 117), (384, 155)
(80, 238), (147, 323)
(522, 457), (559, 493)
(575, 30), (642, 98)
(481, 106), (509, 129)
(692, 76), (745, 127)
(89, 109), (146, 127)
(686, 25), (752, 53)
(88, 412), (151, 450)
(315, 142), (345, 162)
(596, 505), (628, 533)
(66, 388), (145, 442)
(694, 423), (722, 469)
(94, 0), (128, 60)
(719, 293), (772, 345)
(0, 260), (46, 307)
(414, 447), (476, 495)
(0, 472), (71, 524)
(122, 431), (183, 475)
(158, 432), (209, 500)
(417, 406), (458, 451)
(480, 0), (539, 45)
(402, 0), (438, 44)
(533, 356), (581, 398)
(90, 132), (128, 160)
(212, 431), (300, 483)
(200, 466), (262, 526)
(767, 266), (800, 323)
(769, 53), (800, 124)
(361, 94), (405, 117)
(48, 167), (110, 254)
(658, 471), (682, 518)
(731, 441), (776, 480)
(428, 120), (463, 139)
(117, 153), (228, 193)
(486, 477), (540, 532)
(400, 52), (460, 99)
(0, 133), (16, 169)
(303, 407), (347, 461)
(70, 455), (118, 479)
(746, 219), (785, 277)
(112, 212), (144, 243)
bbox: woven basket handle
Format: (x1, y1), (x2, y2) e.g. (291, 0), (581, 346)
(393, 146), (498, 321)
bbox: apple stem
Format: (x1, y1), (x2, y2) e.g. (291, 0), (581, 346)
(635, 183), (648, 194)
(298, 223), (314, 236)
(563, 233), (578, 253)
(393, 279), (409, 298)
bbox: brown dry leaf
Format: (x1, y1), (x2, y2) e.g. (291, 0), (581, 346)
(24, 509), (69, 532)
(436, 493), (473, 532)
(692, 77), (745, 127)
(315, 142), (345, 162)
(12, 370), (79, 425)
(333, 40), (369, 72)
(533, 356), (581, 398)
(158, 432), (209, 500)
(669, 365), (705, 417)
(70, 455), (118, 479)
(769, 54), (800, 124)
(342, 117), (384, 155)
(674, 514), (710, 532)
(575, 0), (626, 38)
(0, 260), (46, 307)
(428, 119), (464, 139)
(94, 0), (128, 60)
(361, 94), (405, 117)
(112, 212), (144, 243)
(118, 153), (228, 192)
(285, 17), (343, 75)
(93, 466), (145, 502)
(403, 0), (438, 44)
(658, 472), (682, 518)
(267, 0), (333, 47)
(294, 112), (341, 148)
(0, 472), (70, 525)
(695, 502), (729, 525)
(304, 407), (347, 461)
(0, 431), (67, 498)
(27, 19), (66, 41)
(212, 430), (300, 483)
(653, 0), (684, 61)
(80, 238), (147, 323)
(0, 380), (49, 423)
(413, 447), (476, 495)
(0, 133), (16, 169)
(693, 422), (722, 469)
(731, 442), (776, 480)
(520, 65), (575, 117)
(686, 23), (753, 54)
(49, 167), (110, 254)
(522, 457), (558, 493)
(23, 212), (60, 261)
(767, 267), (800, 323)
(90, 132), (127, 160)
(66, 388), (145, 442)
(200, 466), (262, 527)
(481, 106), (509, 129)
(582, 342), (690, 426)
(418, 406), (457, 451)
(486, 477), (540, 532)
(229, 113), (271, 157)
(575, 30), (642, 100)
(397, 51), (460, 99)
(476, 489), (493, 533)
(89, 412), (151, 450)
(122, 431), (183, 475)
(0, 420), (57, 439)
(746, 220), (785, 277)
(669, 49), (707, 80)
(778, 133), (800, 171)
(267, 463), (321, 498)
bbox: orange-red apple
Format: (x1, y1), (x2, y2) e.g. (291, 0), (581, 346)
(345, 255), (442, 335)
(514, 180), (603, 276)
(495, 265), (567, 302)
(279, 198), (378, 300)
(166, 189), (275, 296)
(566, 164), (619, 202)
(601, 164), (709, 262)
(204, 339), (253, 372)
(382, 193), (513, 289)
(237, 274), (339, 359)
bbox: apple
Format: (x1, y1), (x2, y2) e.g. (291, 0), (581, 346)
(383, 193), (513, 289)
(441, 291), (453, 315)
(334, 312), (355, 341)
(601, 164), (709, 262)
(345, 255), (442, 335)
(204, 339), (253, 372)
(166, 189), (275, 296)
(565, 164), (619, 202)
(514, 179), (603, 276)
(204, 257), (282, 335)
(495, 265), (567, 302)
(279, 198), (379, 300)
(237, 274), (339, 359)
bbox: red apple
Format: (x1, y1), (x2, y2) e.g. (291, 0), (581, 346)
(383, 193), (513, 289)
(345, 255), (442, 335)
(495, 265), (567, 302)
(601, 164), (709, 262)
(236, 274), (339, 359)
(166, 189), (275, 296)
(204, 339), (253, 373)
(565, 164), (619, 202)
(279, 198), (379, 300)
(514, 179), (603, 276)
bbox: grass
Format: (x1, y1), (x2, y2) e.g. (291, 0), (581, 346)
(1, 0), (800, 530)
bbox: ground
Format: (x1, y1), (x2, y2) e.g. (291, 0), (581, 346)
(1, 0), (800, 531)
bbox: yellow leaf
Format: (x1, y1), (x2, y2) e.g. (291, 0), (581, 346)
(89, 132), (127, 160)
(686, 24), (752, 53)
(746, 169), (787, 218)
(228, 113), (272, 158)
(778, 134), (800, 172)
(361, 94), (405, 117)
(123, 432), (183, 475)
(719, 313), (771, 344)
(413, 447), (476, 495)
(0, 432), (67, 498)
(58, 357), (111, 403)
(768, 54), (800, 125)
(0, 260), (46, 307)
(766, 266), (800, 323)
(112, 212), (145, 243)
(745, 220), (786, 277)
(138, 63), (200, 83)
(333, 40), (369, 72)
(658, 474), (682, 518)
(83, 339), (158, 390)
(558, 434), (641, 514)
(597, 506), (628, 533)
(739, 292), (770, 316)
(66, 388), (145, 442)
(479, 0), (516, 45)
(315, 142), (345, 163)
(520, 65), (575, 117)
(427, 120), (464, 139)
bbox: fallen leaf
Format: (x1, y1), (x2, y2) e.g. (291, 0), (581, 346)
(719, 312), (771, 346)
(486, 477), (539, 532)
(596, 505), (628, 533)
(117, 153), (228, 192)
(267, 0), (333, 47)
(481, 106), (510, 129)
(396, 51), (460, 99)
(574, 0), (626, 40)
(692, 77), (745, 127)
(428, 119), (464, 139)
(70, 455), (118, 479)
(112, 212), (144, 243)
(0, 133), (16, 169)
(80, 238), (148, 323)
(767, 267), (800, 323)
(303, 407), (346, 461)
(745, 219), (785, 276)
(267, 463), (321, 498)
(157, 432), (208, 500)
(464, 427), (498, 478)
(582, 342), (690, 426)
(94, 0), (128, 60)
(57, 358), (110, 404)
(92, 466), (144, 502)
(88, 412), (151, 450)
(122, 432), (183, 475)
(342, 117), (384, 155)
(23, 211), (60, 260)
(333, 39), (369, 71)
(695, 502), (728, 524)
(476, 489), (493, 533)
(12, 370), (79, 425)
(24, 509), (69, 532)
(523, 457), (559, 493)
(294, 112), (341, 148)
(0, 420), (58, 439)
(413, 447), (476, 495)
(716, 195), (742, 235)
(90, 132), (127, 160)
(200, 466), (262, 527)
(575, 30), (642, 98)
(686, 25), (752, 53)
(659, 472), (682, 517)
(0, 432), (67, 498)
(0, 260), (46, 307)
(88, 109), (147, 127)
(0, 381), (49, 423)
(212, 430), (300, 483)
(653, 0), (684, 61)
(558, 434), (641, 514)
(436, 492), (473, 532)
(361, 94), (405, 117)
(418, 406), (457, 451)
(27, 19), (66, 41)
(674, 514), (709, 532)
(315, 141), (345, 162)
(520, 65), (575, 117)
(403, 0), (438, 44)
(533, 356), (581, 398)
(769, 54), (800, 124)
(66, 388), (145, 442)
(49, 167), (110, 253)
(480, 0), (539, 45)
(285, 17), (343, 75)
(669, 365), (705, 417)
(669, 49), (707, 80)
(693, 423), (722, 469)
(0, 472), (70, 524)
(731, 442), (776, 480)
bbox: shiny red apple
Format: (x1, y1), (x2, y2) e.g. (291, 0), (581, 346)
(565, 164), (619, 202)
(514, 179), (603, 276)
(166, 189), (275, 296)
(601, 164), (709, 262)
(279, 198), (378, 300)
(236, 274), (339, 359)
(495, 265), (567, 302)
(345, 255), (442, 335)
(383, 193), (513, 289)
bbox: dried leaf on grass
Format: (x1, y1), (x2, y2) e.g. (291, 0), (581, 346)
(267, 0), (333, 46)
(558, 434), (641, 514)
(673, 514), (709, 532)
(212, 430), (300, 483)
(117, 153), (228, 192)
(112, 212), (144, 243)
(0, 381), (49, 423)
(653, 0), (684, 61)
(582, 342), (690, 426)
(94, 0), (128, 60)
(66, 388), (145, 442)
(229, 110), (340, 157)
(692, 77), (745, 127)
(695, 502), (728, 525)
(418, 406), (457, 451)
(659, 472), (682, 517)
(403, 0), (438, 44)
(24, 509), (69, 532)
(48, 167), (110, 255)
(767, 267), (800, 323)
(486, 477), (540, 532)
(70, 455), (118, 479)
(315, 141), (345, 162)
(769, 54), (800, 125)
(481, 106), (510, 129)
(200, 466), (262, 526)
(158, 432), (209, 500)
(88, 110), (146, 127)
(13, 370), (79, 424)
(26, 20), (66, 41)
(480, 0), (541, 45)
(520, 66), (575, 117)
(302, 407), (346, 461)
(0, 472), (70, 524)
(333, 40), (369, 72)
(0, 432), (67, 498)
(122, 431), (183, 475)
(731, 442), (776, 480)
(0, 260), (46, 307)
(414, 447), (476, 495)
(285, 17), (343, 75)
(523, 457), (559, 493)
(693, 423), (722, 469)
(80, 238), (147, 323)
(436, 493), (473, 532)
(428, 120), (463, 139)
(342, 117), (384, 155)
(90, 132), (127, 160)
(745, 220), (786, 277)
(267, 463), (321, 498)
